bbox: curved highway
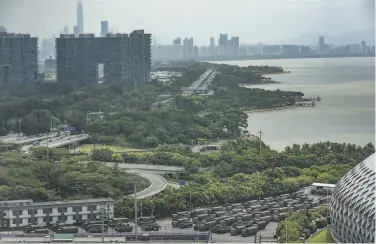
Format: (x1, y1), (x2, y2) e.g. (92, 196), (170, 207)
(125, 169), (167, 199)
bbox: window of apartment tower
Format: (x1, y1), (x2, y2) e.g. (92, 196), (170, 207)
(58, 207), (67, 213)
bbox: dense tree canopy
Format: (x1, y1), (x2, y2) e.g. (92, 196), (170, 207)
(0, 148), (149, 202)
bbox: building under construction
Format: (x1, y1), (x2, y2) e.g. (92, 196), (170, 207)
(0, 32), (38, 84)
(55, 30), (151, 84)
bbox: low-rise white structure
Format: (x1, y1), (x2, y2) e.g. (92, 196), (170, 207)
(0, 198), (114, 228)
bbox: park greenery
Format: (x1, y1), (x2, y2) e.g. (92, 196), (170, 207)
(114, 140), (374, 218)
(276, 206), (330, 243)
(0, 61), (302, 149)
(0, 60), (373, 228)
(0, 144), (149, 202)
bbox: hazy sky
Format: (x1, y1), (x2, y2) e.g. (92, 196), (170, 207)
(0, 0), (374, 45)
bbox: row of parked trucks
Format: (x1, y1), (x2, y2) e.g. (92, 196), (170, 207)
(171, 192), (330, 238)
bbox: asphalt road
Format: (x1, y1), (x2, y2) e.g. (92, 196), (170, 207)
(107, 162), (185, 172)
(124, 169), (167, 199)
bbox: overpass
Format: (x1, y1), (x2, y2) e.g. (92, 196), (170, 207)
(37, 134), (90, 148)
(0, 133), (59, 145)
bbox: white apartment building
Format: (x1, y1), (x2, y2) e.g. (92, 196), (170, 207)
(0, 198), (114, 228)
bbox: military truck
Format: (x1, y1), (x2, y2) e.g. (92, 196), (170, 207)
(179, 218), (193, 229)
(223, 217), (237, 226)
(114, 223), (133, 232)
(241, 226), (259, 237)
(191, 208), (207, 218)
(108, 218), (128, 228)
(138, 216), (156, 225)
(87, 224), (108, 233)
(172, 211), (190, 220)
(209, 206), (224, 214)
(194, 220), (217, 231)
(212, 221), (230, 234)
(230, 225), (246, 236)
(141, 222), (161, 231)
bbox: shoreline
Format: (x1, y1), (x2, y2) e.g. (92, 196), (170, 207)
(240, 81), (281, 86)
(244, 105), (298, 113)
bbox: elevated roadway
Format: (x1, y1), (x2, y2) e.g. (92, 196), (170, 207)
(104, 162), (185, 173)
(37, 134), (89, 148)
(0, 133), (59, 145)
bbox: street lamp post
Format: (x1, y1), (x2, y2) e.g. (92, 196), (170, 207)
(258, 130), (263, 156)
(134, 183), (138, 241)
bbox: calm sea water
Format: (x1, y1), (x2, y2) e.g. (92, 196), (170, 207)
(218, 57), (375, 150)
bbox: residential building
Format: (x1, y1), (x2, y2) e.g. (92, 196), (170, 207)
(0, 198), (114, 228)
(281, 44), (300, 54)
(77, 0), (84, 34)
(101, 21), (109, 37)
(0, 33), (38, 84)
(56, 30), (151, 84)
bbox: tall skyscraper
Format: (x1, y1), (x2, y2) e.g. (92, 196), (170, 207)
(0, 33), (38, 84)
(56, 30), (151, 84)
(101, 21), (109, 37)
(77, 0), (84, 34)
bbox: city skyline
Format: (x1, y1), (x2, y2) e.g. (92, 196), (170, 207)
(0, 0), (374, 45)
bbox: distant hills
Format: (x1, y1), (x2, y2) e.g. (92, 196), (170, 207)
(286, 30), (375, 46)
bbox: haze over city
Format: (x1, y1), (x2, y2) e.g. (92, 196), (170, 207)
(0, 0), (374, 45)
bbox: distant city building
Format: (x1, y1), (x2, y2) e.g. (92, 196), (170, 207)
(319, 36), (325, 51)
(0, 198), (114, 228)
(60, 26), (69, 35)
(40, 38), (55, 59)
(0, 26), (7, 33)
(372, 46), (375, 54)
(262, 45), (281, 55)
(0, 32), (38, 84)
(173, 37), (181, 45)
(281, 44), (300, 55)
(299, 45), (310, 54)
(228, 36), (240, 56)
(44, 58), (56, 71)
(77, 0), (84, 34)
(183, 37), (194, 59)
(56, 30), (151, 84)
(73, 26), (79, 37)
(101, 21), (109, 37)
(361, 40), (366, 54)
(210, 37), (215, 47)
(219, 34), (228, 47)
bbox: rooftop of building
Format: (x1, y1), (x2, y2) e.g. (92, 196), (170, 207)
(0, 198), (114, 208)
(0, 33), (35, 38)
(363, 153), (375, 171)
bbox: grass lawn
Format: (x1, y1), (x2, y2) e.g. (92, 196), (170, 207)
(308, 228), (336, 243)
(79, 144), (146, 153)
